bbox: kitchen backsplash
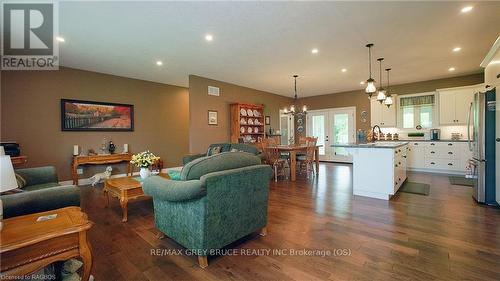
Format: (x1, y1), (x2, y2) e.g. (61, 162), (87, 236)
(378, 126), (468, 140)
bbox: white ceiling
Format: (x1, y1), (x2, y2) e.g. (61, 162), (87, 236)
(59, 1), (500, 97)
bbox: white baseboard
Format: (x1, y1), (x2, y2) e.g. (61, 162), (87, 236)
(60, 168), (170, 186)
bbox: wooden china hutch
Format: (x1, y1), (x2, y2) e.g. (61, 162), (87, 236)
(230, 103), (265, 143)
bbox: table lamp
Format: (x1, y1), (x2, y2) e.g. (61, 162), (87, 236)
(1, 155), (19, 231)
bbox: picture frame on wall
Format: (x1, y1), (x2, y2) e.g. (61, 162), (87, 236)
(61, 99), (134, 131)
(265, 116), (271, 125)
(208, 110), (218, 125)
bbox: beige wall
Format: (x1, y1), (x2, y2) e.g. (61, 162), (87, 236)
(1, 67), (189, 180)
(297, 73), (484, 132)
(189, 75), (292, 153)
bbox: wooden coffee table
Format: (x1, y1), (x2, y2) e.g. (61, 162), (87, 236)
(0, 207), (93, 281)
(103, 174), (169, 222)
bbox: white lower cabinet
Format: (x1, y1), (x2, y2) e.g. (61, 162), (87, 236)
(407, 141), (471, 174)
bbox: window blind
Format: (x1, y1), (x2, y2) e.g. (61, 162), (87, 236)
(400, 95), (435, 107)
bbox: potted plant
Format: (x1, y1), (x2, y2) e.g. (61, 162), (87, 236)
(130, 151), (160, 179)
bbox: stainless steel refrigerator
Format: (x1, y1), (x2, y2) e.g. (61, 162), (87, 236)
(467, 87), (497, 205)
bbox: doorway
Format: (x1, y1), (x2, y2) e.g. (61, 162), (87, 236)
(306, 107), (356, 163)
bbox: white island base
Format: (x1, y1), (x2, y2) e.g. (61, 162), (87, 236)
(344, 143), (408, 200)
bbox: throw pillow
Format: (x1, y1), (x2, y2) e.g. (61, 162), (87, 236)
(167, 169), (181, 180)
(14, 173), (27, 189)
(207, 146), (222, 156)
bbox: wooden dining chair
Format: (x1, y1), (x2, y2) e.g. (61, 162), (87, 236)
(261, 141), (288, 182)
(297, 137), (317, 178)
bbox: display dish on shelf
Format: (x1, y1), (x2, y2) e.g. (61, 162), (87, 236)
(248, 119), (254, 125)
(247, 109), (254, 117)
(240, 127), (245, 133)
(253, 110), (260, 117)
(254, 127), (259, 133)
(240, 109), (247, 116)
(247, 127), (253, 133)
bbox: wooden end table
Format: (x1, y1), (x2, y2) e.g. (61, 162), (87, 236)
(0, 207), (94, 281)
(103, 173), (170, 222)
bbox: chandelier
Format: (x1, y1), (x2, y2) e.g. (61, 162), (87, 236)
(284, 75), (307, 115)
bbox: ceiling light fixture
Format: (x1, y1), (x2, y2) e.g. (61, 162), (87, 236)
(156, 61), (163, 66)
(461, 6), (473, 13)
(205, 34), (213, 41)
(56, 36), (65, 42)
(383, 68), (393, 108)
(283, 75), (307, 116)
(311, 48), (319, 54)
(365, 43), (377, 97)
(341, 68), (347, 73)
(452, 47), (462, 52)
(448, 67), (456, 72)
(376, 58), (387, 104)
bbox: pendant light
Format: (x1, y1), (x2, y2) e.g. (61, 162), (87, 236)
(376, 57), (387, 103)
(284, 75), (307, 115)
(365, 43), (376, 97)
(384, 68), (393, 108)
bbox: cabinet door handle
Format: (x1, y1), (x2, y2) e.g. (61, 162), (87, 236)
(395, 164), (398, 167)
(448, 152), (453, 154)
(448, 143), (453, 146)
(496, 138), (500, 142)
(430, 143), (435, 146)
(430, 162), (435, 165)
(414, 143), (419, 145)
(403, 156), (407, 158)
(448, 163), (453, 166)
(431, 151), (435, 154)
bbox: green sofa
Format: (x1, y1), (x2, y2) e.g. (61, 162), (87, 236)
(1, 166), (80, 219)
(143, 152), (272, 268)
(182, 143), (260, 165)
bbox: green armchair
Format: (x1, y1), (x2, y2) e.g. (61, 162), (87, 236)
(1, 166), (80, 219)
(143, 152), (272, 268)
(182, 143), (261, 165)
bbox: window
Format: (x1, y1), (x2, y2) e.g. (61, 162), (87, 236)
(399, 94), (435, 129)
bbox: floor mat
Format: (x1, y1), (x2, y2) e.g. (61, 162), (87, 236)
(449, 176), (474, 187)
(400, 182), (430, 196)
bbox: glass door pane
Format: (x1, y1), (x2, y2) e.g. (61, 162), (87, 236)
(280, 115), (288, 145)
(311, 115), (325, 155)
(333, 113), (349, 157)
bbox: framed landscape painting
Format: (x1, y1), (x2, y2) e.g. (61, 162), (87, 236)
(61, 99), (134, 131)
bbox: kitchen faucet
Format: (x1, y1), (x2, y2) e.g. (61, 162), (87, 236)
(372, 125), (382, 141)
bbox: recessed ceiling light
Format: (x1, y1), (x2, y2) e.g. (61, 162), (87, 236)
(448, 67), (456, 72)
(156, 61), (163, 66)
(452, 47), (462, 52)
(461, 6), (473, 13)
(311, 48), (319, 54)
(341, 68), (347, 73)
(205, 34), (213, 41)
(360, 81), (365, 85)
(56, 36), (65, 42)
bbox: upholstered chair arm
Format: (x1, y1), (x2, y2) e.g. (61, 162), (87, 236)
(182, 153), (206, 165)
(142, 176), (206, 202)
(1, 185), (80, 219)
(15, 166), (59, 186)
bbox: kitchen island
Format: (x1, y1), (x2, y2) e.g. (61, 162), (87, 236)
(332, 142), (409, 200)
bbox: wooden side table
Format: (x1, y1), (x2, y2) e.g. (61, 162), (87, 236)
(0, 207), (94, 280)
(71, 153), (133, 185)
(104, 173), (169, 222)
(11, 156), (28, 168)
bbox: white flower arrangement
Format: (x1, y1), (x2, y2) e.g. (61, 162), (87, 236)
(130, 151), (160, 168)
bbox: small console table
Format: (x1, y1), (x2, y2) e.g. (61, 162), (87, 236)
(71, 153), (133, 185)
(11, 156), (28, 168)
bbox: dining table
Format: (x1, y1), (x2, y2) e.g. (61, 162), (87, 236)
(267, 144), (322, 181)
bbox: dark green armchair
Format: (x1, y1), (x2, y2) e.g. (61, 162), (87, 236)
(1, 166), (80, 219)
(143, 152), (272, 268)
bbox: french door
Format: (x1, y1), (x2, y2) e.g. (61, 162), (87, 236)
(279, 111), (294, 145)
(306, 107), (355, 163)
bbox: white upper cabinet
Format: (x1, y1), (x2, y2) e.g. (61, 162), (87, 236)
(370, 96), (397, 127)
(438, 86), (476, 125)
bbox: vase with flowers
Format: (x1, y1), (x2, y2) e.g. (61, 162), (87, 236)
(130, 151), (160, 179)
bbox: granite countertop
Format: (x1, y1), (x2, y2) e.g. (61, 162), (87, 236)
(396, 139), (468, 142)
(331, 141), (409, 149)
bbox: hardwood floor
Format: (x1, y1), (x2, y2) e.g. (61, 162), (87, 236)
(80, 163), (500, 281)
